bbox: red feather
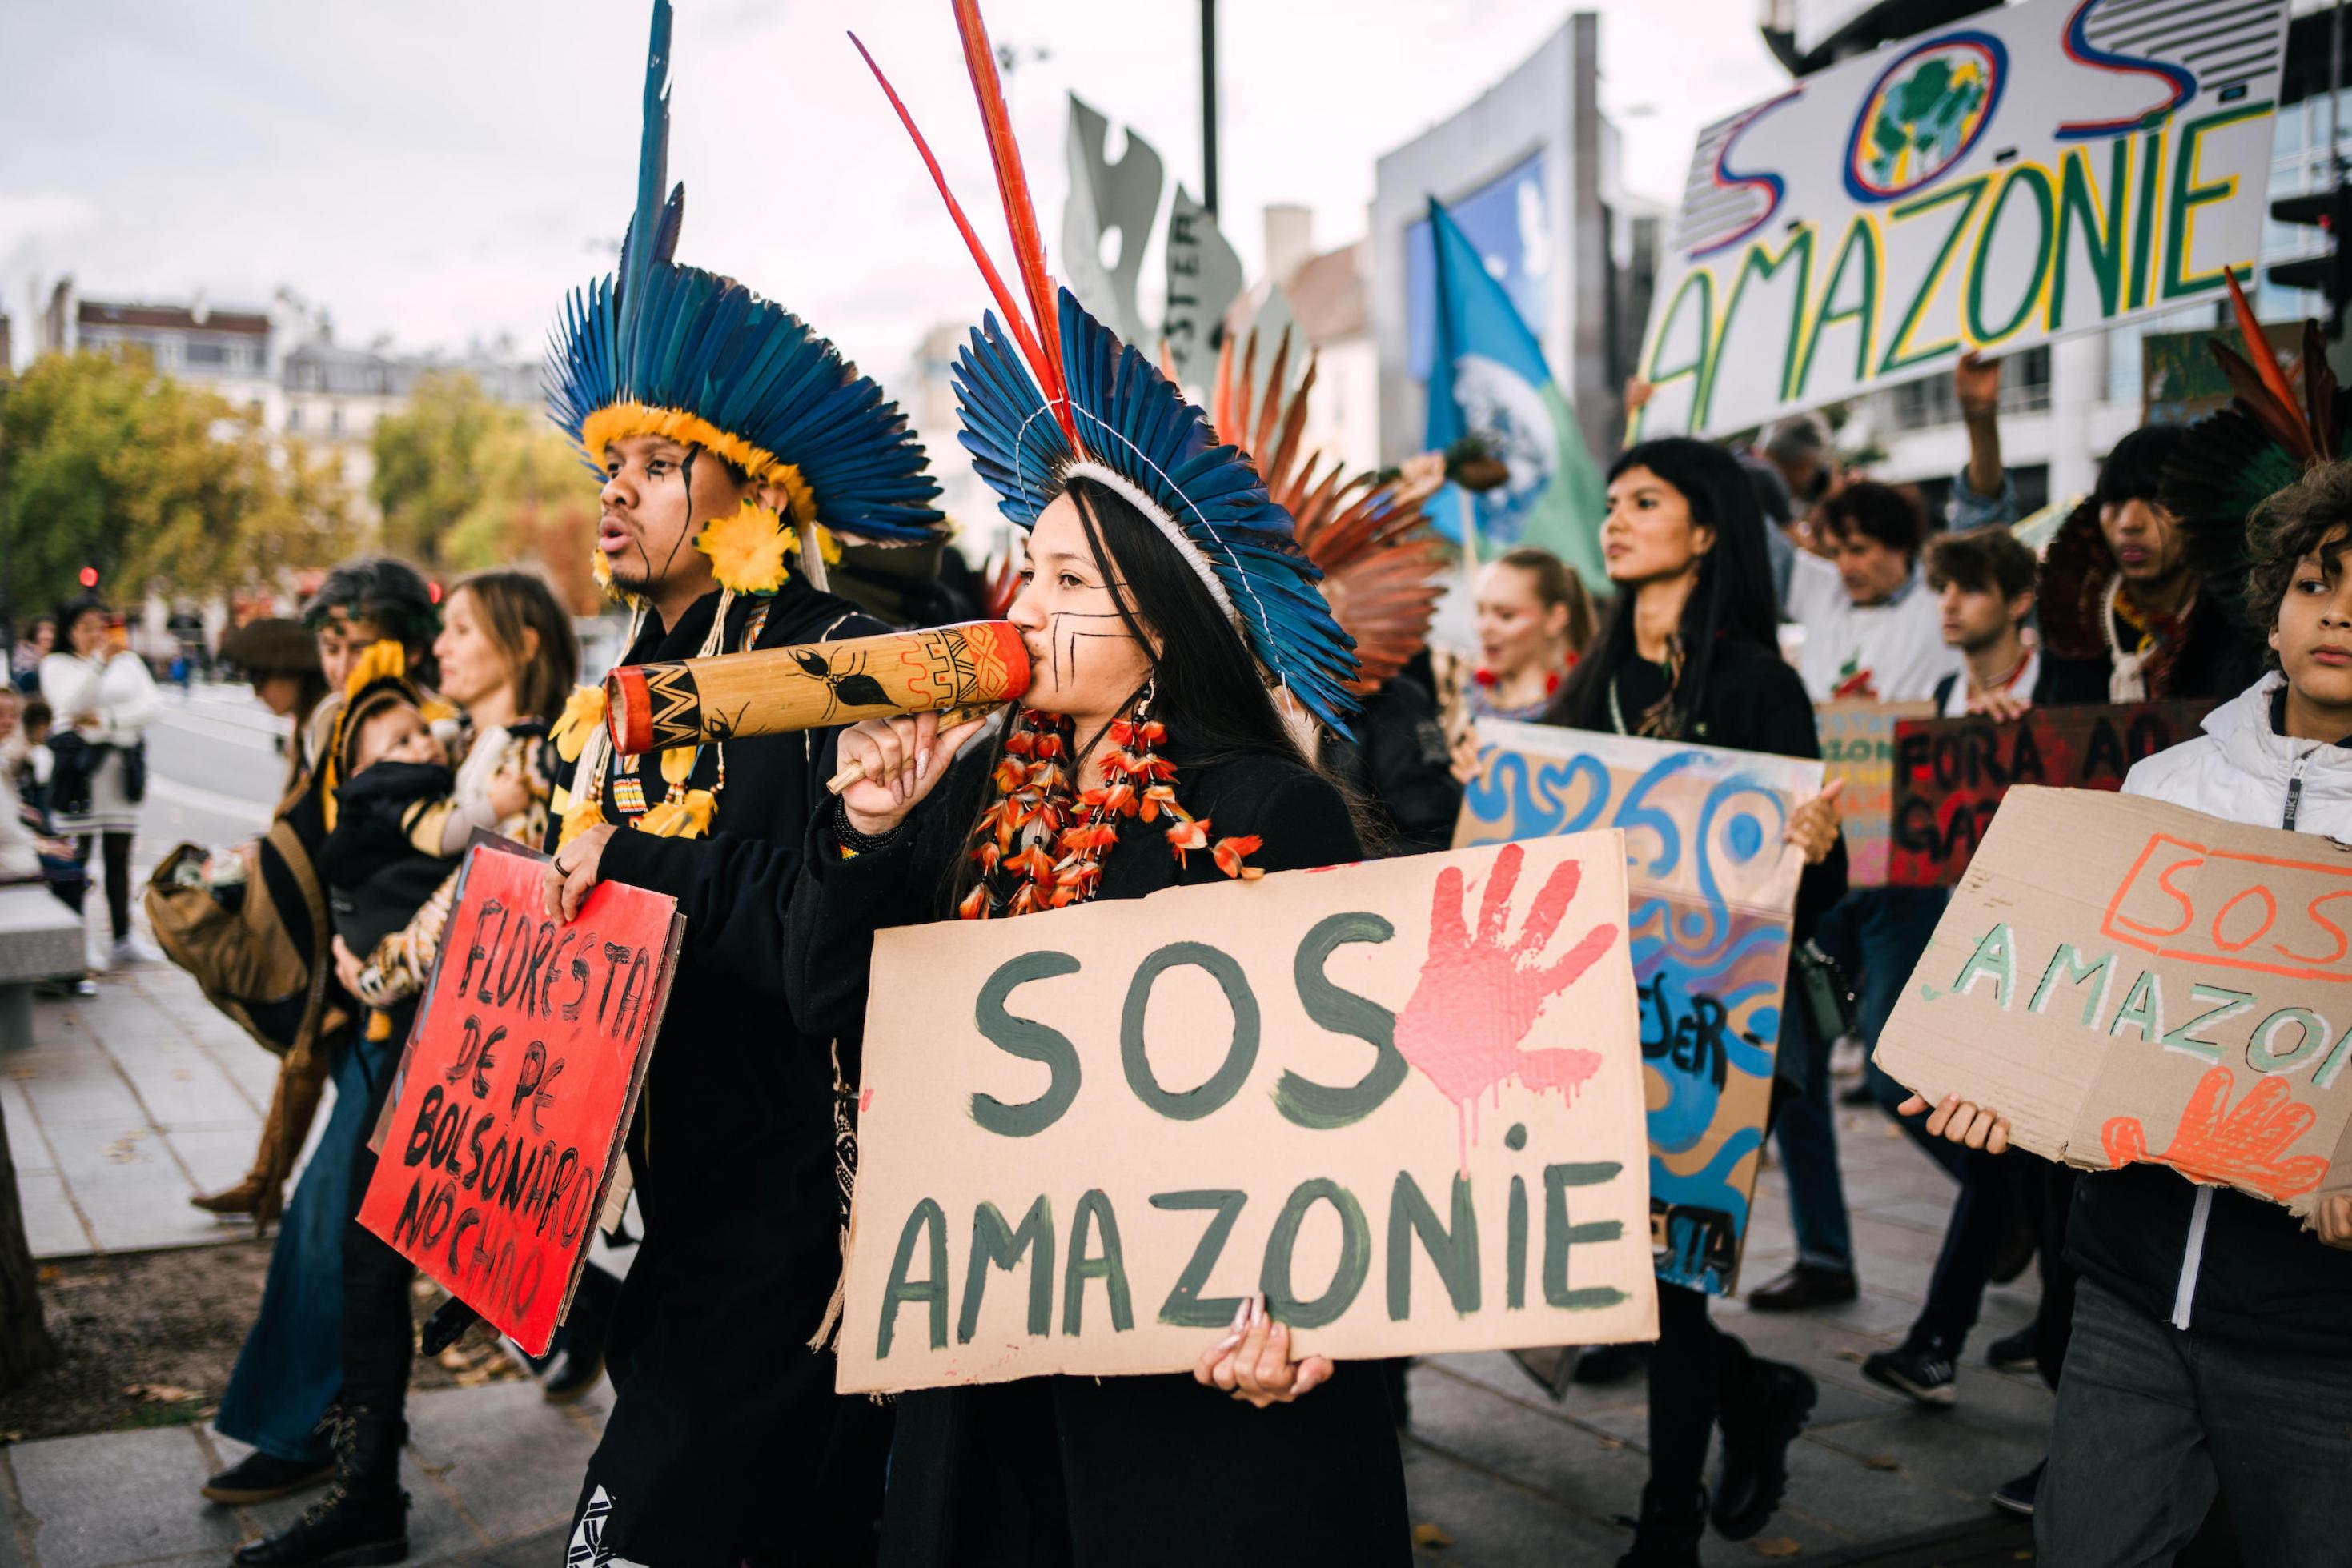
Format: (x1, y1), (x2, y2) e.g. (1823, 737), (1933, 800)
(2225, 269), (2314, 463)
(847, 31), (1054, 392)
(950, 0), (1076, 443)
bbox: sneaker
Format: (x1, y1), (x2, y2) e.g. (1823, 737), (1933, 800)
(1985, 1327), (2037, 1374)
(1990, 1458), (2045, 1516)
(1863, 1339), (1957, 1407)
(1744, 1265), (1858, 1312)
(112, 932), (163, 967)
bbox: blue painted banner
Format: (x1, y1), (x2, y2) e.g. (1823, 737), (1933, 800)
(1455, 720), (1821, 1294)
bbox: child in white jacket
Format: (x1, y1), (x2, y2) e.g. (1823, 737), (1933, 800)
(1906, 459), (2352, 1567)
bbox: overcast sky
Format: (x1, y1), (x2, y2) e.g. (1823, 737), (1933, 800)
(0, 0), (1786, 384)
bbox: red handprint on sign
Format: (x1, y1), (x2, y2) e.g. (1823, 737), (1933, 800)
(1395, 843), (1620, 1161)
(2100, 1066), (2331, 1204)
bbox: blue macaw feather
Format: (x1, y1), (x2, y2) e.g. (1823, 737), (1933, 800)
(544, 1), (942, 546)
(945, 284), (1359, 732)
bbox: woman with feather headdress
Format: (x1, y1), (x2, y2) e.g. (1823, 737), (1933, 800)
(755, 6), (1415, 1562)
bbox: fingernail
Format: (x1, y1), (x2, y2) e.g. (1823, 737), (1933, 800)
(916, 749), (929, 782)
(1229, 1297), (1250, 1331)
(1211, 1332), (1241, 1354)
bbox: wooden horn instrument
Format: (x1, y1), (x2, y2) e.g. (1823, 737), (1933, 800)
(604, 620), (1030, 763)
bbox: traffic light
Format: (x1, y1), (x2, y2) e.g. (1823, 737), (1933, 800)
(2270, 187), (2352, 334)
(77, 566), (97, 589)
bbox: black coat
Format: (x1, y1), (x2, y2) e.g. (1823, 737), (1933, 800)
(1320, 670), (1463, 856)
(2037, 587), (2262, 707)
(784, 738), (1411, 1568)
(561, 578), (895, 1566)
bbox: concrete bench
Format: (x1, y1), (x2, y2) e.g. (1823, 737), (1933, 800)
(0, 884), (84, 1049)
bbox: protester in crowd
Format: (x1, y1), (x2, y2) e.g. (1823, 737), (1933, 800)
(511, 19), (949, 1556)
(0, 687), (87, 932)
(1901, 459), (2352, 1566)
(11, 616), (53, 696)
(1760, 414), (1833, 537)
(1857, 527), (2045, 1418)
(2038, 426), (2262, 704)
(1786, 482), (1962, 704)
(203, 559), (442, 1512)
(1539, 438), (1846, 1566)
(40, 596), (161, 972)
(781, 471), (1410, 1563)
(1739, 455), (1799, 608)
(219, 618), (329, 798)
(1464, 547), (1595, 723)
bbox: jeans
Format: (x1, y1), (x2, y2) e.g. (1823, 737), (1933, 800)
(214, 1029), (372, 1463)
(2040, 1278), (2352, 1566)
(1767, 1001), (1852, 1273)
(1819, 887), (1963, 1180)
(337, 1012), (414, 1416)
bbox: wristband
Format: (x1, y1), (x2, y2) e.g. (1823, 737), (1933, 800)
(833, 796), (905, 856)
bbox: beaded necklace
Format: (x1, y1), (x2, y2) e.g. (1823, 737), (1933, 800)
(958, 708), (1262, 920)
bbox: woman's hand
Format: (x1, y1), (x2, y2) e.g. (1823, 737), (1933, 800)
(331, 935), (367, 998)
(1897, 1092), (2012, 1154)
(1447, 723), (1486, 788)
(1192, 1293), (1335, 1409)
(1784, 777), (1844, 865)
(488, 767), (532, 821)
(834, 712), (985, 836)
(544, 822), (617, 923)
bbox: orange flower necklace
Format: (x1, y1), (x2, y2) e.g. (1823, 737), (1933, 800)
(958, 708), (1262, 920)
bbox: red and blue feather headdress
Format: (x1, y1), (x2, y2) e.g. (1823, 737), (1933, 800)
(546, 0), (945, 597)
(852, 3), (1360, 733)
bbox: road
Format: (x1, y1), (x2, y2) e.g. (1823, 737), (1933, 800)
(134, 680), (290, 877)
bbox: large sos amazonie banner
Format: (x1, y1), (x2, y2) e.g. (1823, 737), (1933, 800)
(1632, 0), (2290, 439)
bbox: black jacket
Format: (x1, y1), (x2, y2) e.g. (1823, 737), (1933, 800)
(2037, 584), (2262, 707)
(559, 578), (895, 1566)
(783, 738), (1411, 1568)
(1320, 668), (1463, 856)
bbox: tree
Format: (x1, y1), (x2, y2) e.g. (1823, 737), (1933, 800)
(378, 373), (605, 614)
(0, 1108), (52, 1390)
(0, 349), (359, 616)
(370, 371), (508, 572)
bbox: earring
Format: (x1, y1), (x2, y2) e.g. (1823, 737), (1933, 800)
(1134, 673), (1158, 721)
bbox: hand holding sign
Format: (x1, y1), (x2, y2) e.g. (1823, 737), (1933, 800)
(2101, 1067), (2330, 1204)
(1192, 1293), (1333, 1408)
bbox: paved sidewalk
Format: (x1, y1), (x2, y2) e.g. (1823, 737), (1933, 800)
(3, 967), (300, 1259)
(0, 1381), (606, 1567)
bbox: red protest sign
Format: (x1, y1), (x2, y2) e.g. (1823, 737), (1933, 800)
(1885, 700), (2218, 888)
(357, 841), (681, 1355)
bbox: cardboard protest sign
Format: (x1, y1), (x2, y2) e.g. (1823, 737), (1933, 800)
(1888, 700), (2217, 887)
(1455, 719), (1820, 1294)
(358, 842), (681, 1355)
(1877, 787), (2352, 1216)
(1817, 701), (1933, 888)
(838, 832), (1654, 1395)
(1632, 0), (2290, 440)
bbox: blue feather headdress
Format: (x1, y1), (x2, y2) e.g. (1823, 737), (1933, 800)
(851, 8), (1359, 732)
(546, 0), (944, 597)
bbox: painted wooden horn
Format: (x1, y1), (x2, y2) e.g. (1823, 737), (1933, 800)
(604, 620), (1031, 755)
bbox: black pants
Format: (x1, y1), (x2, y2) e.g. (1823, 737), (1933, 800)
(1647, 1281), (1757, 1495)
(75, 831), (131, 944)
(1911, 1150), (2017, 1351)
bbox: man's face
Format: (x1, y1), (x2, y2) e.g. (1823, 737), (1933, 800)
(1937, 579), (2028, 654)
(1828, 529), (1913, 606)
(599, 435), (745, 600)
(2098, 497), (2188, 586)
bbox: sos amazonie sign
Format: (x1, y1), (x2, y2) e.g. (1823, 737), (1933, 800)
(837, 832), (1657, 1394)
(359, 843), (680, 1355)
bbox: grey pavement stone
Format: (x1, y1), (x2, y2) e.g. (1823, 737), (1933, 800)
(407, 1382), (597, 1544)
(13, 1427), (243, 1568)
(1399, 1437), (1633, 1565)
(14, 1169), (90, 1256)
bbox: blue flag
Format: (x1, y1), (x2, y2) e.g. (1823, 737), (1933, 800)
(1421, 195), (1607, 584)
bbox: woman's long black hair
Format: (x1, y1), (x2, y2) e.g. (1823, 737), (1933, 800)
(1543, 437), (1779, 736)
(940, 472), (1332, 912)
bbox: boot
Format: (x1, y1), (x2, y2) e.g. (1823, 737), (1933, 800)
(1711, 1357), (1816, 1541)
(232, 1406), (408, 1566)
(1615, 1482), (1704, 1568)
(193, 1050), (327, 1233)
